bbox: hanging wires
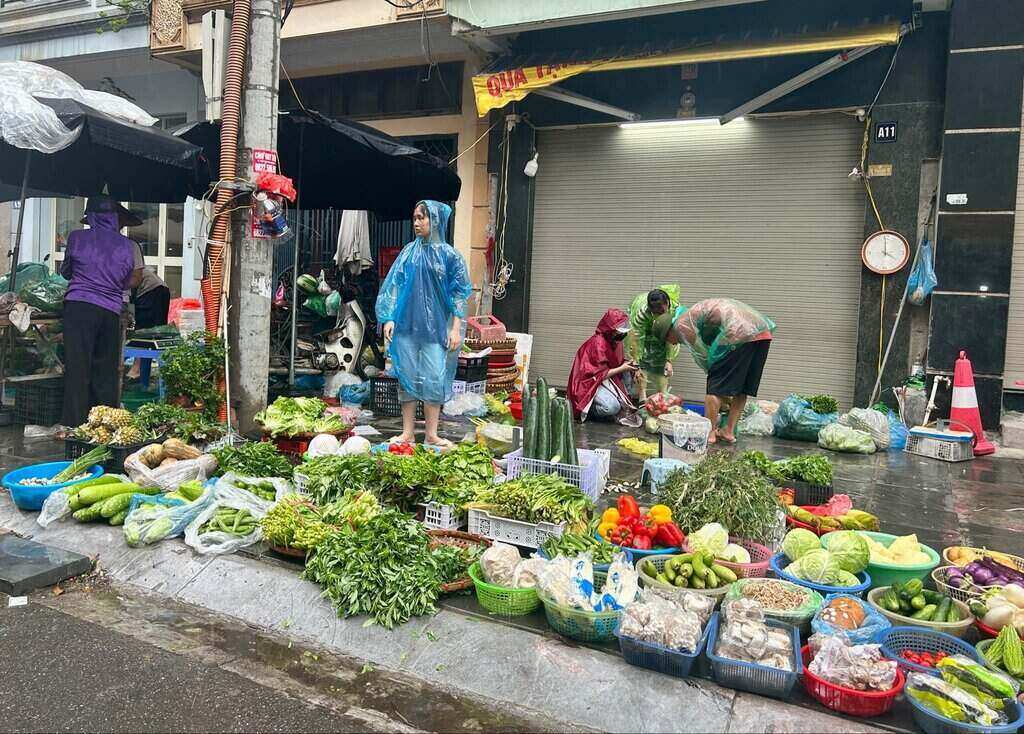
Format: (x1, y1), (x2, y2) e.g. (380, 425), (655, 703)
(490, 117), (513, 300)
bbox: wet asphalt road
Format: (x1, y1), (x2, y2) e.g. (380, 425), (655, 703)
(0, 603), (374, 733)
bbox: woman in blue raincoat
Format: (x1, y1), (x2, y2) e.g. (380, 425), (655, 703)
(377, 200), (472, 447)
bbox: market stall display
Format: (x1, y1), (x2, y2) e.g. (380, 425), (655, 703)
(905, 656), (1023, 733)
(594, 496), (684, 554)
(727, 579), (824, 633)
(4, 456), (107, 511)
(968, 584), (1024, 637)
(977, 625), (1024, 686)
(537, 552), (639, 642)
(773, 528), (871, 594)
(811, 594), (891, 645)
(617, 587), (714, 678)
(706, 601), (802, 699)
(823, 531), (940, 589)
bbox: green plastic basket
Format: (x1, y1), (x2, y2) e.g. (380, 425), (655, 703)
(540, 594), (623, 643)
(823, 531), (940, 589)
(121, 390), (160, 412)
(467, 563), (540, 616)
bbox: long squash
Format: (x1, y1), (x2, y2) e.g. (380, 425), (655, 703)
(77, 482), (153, 507)
(563, 398), (578, 466)
(549, 398), (566, 462)
(523, 386), (538, 459)
(535, 377), (550, 462)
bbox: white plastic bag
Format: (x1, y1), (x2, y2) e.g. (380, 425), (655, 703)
(184, 479), (275, 555)
(443, 392), (486, 417)
(737, 409), (774, 437)
(216, 472), (295, 502)
(840, 408), (891, 449)
(123, 449), (218, 492)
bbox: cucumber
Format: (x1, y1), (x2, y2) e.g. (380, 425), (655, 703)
(522, 386), (534, 458)
(109, 510), (128, 526)
(535, 378), (550, 462)
(946, 600), (962, 623)
(563, 397), (578, 466)
(72, 475), (123, 491)
(935, 596), (952, 623)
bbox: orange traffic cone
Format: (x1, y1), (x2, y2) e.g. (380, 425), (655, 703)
(950, 350), (995, 456)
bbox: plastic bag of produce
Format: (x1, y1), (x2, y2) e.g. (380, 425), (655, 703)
(37, 473), (130, 527)
(737, 408), (774, 437)
(639, 586), (716, 625)
(184, 481), (275, 555)
(840, 408), (890, 449)
(476, 421), (514, 454)
(124, 448), (218, 492)
(123, 487), (215, 546)
(773, 394), (838, 442)
(811, 594), (891, 646)
(596, 552), (639, 611)
(443, 392), (487, 417)
(19, 272), (68, 313)
(808, 636), (897, 691)
(620, 595), (703, 652)
(216, 472), (295, 503)
(480, 542), (520, 587)
(818, 423), (877, 454)
(907, 239), (937, 306)
(906, 672), (1007, 727)
(538, 553), (596, 610)
(888, 411), (909, 451)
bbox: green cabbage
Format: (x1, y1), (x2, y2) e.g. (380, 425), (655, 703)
(790, 549), (842, 584)
(833, 570), (861, 587)
(720, 542), (751, 564)
(689, 523), (729, 558)
(825, 530), (870, 574)
(782, 528), (820, 562)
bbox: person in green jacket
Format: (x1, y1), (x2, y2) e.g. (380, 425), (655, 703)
(628, 286), (680, 401)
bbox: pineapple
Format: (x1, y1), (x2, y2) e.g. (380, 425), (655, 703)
(92, 426), (113, 445)
(87, 406), (107, 427)
(103, 408), (133, 430)
(111, 426), (144, 446)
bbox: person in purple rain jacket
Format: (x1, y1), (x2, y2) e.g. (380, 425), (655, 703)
(60, 197), (144, 427)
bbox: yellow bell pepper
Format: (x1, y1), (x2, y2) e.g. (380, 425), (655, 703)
(648, 504), (672, 525)
(597, 521), (617, 541)
(600, 507), (620, 526)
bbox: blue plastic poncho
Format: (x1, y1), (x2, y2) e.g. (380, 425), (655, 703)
(376, 200), (472, 405)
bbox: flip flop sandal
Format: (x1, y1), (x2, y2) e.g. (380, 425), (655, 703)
(425, 438), (455, 451)
(715, 430), (737, 445)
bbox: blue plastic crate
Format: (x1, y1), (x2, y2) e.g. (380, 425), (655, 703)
(2, 461), (104, 511)
(617, 620), (711, 679)
(907, 691), (1023, 734)
(705, 613), (802, 700)
(769, 552), (871, 597)
(880, 626), (982, 677)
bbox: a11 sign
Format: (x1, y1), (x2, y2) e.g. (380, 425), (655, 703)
(875, 121), (897, 143)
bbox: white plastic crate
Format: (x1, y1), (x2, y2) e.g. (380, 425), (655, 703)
(452, 380), (487, 396)
(905, 426), (974, 462)
(505, 447), (610, 502)
(418, 502), (462, 530)
(467, 507), (565, 549)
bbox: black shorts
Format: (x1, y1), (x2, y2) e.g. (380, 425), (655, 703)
(134, 286), (171, 330)
(707, 340), (770, 398)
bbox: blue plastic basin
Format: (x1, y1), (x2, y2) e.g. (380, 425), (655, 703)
(2, 461), (104, 511)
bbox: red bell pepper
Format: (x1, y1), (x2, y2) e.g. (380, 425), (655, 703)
(609, 525), (633, 547)
(654, 521), (685, 548)
(617, 495), (640, 521)
(632, 515), (657, 540)
(632, 534), (652, 550)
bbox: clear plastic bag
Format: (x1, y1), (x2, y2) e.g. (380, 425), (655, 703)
(907, 240), (937, 306)
(737, 408), (775, 437)
(538, 553), (596, 610)
(818, 423), (877, 454)
(37, 474), (130, 527)
(123, 449), (218, 492)
(183, 480), (275, 555)
(840, 408), (891, 449)
(808, 636), (897, 691)
(443, 392), (486, 417)
(123, 488), (216, 546)
(811, 594), (891, 646)
(773, 394), (838, 442)
(216, 472), (295, 503)
(906, 672), (1006, 727)
(639, 586), (715, 625)
(620, 598), (703, 653)
(716, 607), (794, 671)
(596, 552), (639, 611)
(476, 422), (514, 454)
(480, 542), (520, 587)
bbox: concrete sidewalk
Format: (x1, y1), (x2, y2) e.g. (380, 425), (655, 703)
(0, 499), (897, 734)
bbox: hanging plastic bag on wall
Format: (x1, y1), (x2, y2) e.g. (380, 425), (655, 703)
(907, 239), (937, 306)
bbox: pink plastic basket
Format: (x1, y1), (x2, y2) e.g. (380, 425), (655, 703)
(715, 537), (773, 579)
(466, 315), (506, 342)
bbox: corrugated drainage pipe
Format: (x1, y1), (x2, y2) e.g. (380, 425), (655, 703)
(201, 0), (252, 336)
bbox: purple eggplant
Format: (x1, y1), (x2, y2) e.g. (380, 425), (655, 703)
(978, 557), (1024, 585)
(965, 561), (995, 585)
(946, 567), (965, 579)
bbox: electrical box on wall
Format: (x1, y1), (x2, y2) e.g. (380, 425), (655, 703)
(202, 10), (228, 121)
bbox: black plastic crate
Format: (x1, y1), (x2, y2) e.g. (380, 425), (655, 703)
(456, 355), (489, 383)
(64, 436), (155, 475)
(370, 377), (423, 419)
(776, 478), (834, 507)
(14, 378), (64, 426)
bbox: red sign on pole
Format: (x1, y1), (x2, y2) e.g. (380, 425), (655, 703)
(252, 148), (278, 173)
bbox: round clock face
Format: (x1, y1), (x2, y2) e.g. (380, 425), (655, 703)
(862, 230), (910, 275)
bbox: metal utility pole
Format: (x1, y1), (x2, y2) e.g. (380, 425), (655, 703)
(228, 0), (281, 432)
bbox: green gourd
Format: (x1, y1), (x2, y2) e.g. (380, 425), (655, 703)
(535, 377), (550, 462)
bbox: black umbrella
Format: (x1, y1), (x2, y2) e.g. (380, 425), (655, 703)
(0, 97), (205, 293)
(176, 109), (462, 219)
(0, 97), (205, 203)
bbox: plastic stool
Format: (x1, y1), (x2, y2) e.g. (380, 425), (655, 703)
(641, 458), (690, 496)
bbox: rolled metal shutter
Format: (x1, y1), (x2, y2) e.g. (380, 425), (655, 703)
(528, 114), (867, 408)
(1001, 96), (1024, 389)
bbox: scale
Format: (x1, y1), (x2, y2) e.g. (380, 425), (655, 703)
(904, 375), (976, 462)
(124, 334), (182, 351)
